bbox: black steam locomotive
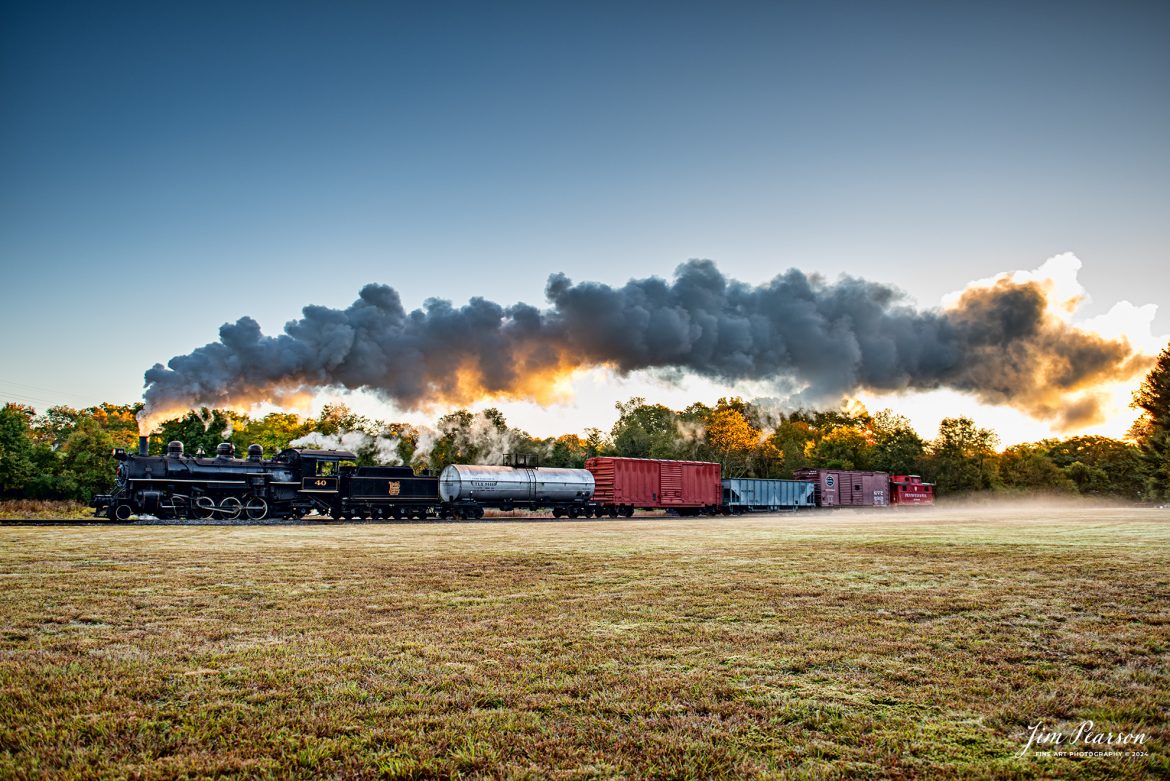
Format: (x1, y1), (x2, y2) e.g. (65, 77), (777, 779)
(92, 437), (448, 521)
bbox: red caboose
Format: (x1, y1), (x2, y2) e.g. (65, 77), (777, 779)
(585, 457), (722, 517)
(889, 474), (935, 505)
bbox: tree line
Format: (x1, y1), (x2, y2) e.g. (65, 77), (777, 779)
(3, 343), (1169, 504)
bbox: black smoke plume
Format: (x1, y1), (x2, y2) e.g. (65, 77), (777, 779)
(140, 260), (1146, 431)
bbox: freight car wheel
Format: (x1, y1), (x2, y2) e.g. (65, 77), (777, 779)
(245, 497), (268, 520)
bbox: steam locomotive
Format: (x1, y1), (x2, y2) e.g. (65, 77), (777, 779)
(92, 437), (932, 521)
(92, 437), (601, 521)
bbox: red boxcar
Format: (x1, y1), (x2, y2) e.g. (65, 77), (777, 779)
(586, 457), (722, 516)
(890, 474), (935, 505)
(792, 468), (890, 507)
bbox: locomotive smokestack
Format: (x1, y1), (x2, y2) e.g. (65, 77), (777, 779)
(138, 436), (149, 456)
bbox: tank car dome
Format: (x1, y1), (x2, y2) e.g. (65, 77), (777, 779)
(166, 440), (184, 457)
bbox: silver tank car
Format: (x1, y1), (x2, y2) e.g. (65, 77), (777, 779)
(438, 464), (595, 505)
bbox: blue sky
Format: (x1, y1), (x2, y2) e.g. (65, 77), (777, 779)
(2, 1), (1168, 440)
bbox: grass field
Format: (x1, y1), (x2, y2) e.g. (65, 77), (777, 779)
(1, 503), (1166, 779)
(0, 500), (93, 521)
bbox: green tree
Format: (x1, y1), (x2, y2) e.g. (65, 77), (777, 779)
(927, 417), (1001, 494)
(59, 420), (116, 500)
(545, 434), (588, 468)
(610, 398), (682, 459)
(1132, 342), (1170, 499)
(1046, 436), (1143, 499)
(806, 425), (873, 470)
(383, 422), (420, 466)
(583, 427), (607, 458)
(423, 409), (478, 472)
(870, 410), (926, 475)
(156, 408), (246, 457)
(235, 413), (314, 457)
(316, 403), (372, 436)
(30, 405), (82, 449)
(768, 417), (815, 476)
(998, 442), (1076, 493)
(0, 404), (36, 497)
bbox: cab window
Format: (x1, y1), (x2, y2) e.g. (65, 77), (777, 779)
(316, 460), (337, 477)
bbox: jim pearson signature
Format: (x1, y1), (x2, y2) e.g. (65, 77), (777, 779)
(1019, 720), (1149, 757)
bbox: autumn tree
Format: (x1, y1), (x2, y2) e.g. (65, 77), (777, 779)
(705, 407), (760, 476)
(545, 434), (588, 468)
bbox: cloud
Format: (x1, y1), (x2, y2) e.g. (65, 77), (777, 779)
(139, 255), (1156, 433)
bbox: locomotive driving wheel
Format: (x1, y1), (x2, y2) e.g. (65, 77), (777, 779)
(194, 495), (217, 520)
(244, 496), (268, 520)
(219, 496), (243, 520)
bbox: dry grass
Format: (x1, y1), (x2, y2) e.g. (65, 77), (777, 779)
(0, 504), (1166, 779)
(0, 500), (92, 521)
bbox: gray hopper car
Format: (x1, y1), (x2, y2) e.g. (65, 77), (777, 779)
(722, 478), (816, 513)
